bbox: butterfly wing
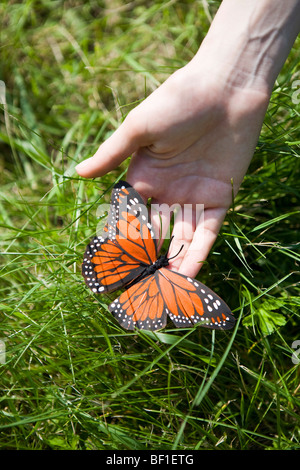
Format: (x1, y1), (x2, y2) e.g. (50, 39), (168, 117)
(158, 268), (235, 330)
(109, 273), (168, 330)
(82, 181), (234, 332)
(82, 181), (157, 294)
(109, 268), (234, 331)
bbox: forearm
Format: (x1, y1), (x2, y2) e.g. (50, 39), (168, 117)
(192, 0), (300, 96)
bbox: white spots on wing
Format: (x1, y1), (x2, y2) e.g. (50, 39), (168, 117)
(109, 298), (165, 331)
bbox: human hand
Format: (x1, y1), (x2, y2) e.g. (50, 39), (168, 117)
(76, 0), (299, 278)
(76, 62), (269, 277)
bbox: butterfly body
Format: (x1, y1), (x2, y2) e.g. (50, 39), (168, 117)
(82, 180), (235, 331)
(145, 255), (170, 274)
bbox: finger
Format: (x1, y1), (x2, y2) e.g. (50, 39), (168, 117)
(168, 207), (227, 278)
(167, 204), (204, 272)
(75, 112), (146, 178)
(149, 201), (175, 252)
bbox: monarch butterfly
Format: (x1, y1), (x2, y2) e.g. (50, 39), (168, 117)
(82, 180), (235, 331)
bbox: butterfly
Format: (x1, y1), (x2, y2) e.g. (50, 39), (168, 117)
(82, 180), (235, 331)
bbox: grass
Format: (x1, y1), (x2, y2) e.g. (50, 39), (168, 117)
(0, 0), (299, 450)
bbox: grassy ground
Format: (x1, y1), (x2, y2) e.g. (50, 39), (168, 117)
(0, 0), (299, 450)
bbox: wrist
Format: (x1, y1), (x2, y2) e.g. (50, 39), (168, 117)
(191, 0), (300, 97)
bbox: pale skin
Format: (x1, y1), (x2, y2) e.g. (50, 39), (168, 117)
(76, 0), (300, 278)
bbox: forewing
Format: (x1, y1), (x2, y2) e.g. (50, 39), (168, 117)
(82, 180), (157, 293)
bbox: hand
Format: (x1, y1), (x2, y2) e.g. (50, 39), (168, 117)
(76, 0), (299, 278)
(76, 61), (269, 277)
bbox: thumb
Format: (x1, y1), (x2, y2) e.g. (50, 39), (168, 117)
(75, 112), (144, 178)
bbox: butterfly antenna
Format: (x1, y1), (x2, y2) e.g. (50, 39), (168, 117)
(167, 236), (184, 261)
